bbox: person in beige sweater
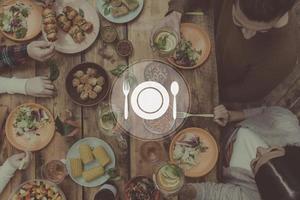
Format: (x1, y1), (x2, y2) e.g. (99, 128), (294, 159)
(177, 105), (300, 200)
(152, 0), (298, 102)
(0, 106), (31, 194)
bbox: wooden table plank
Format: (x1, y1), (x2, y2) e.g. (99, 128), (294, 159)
(81, 0), (129, 197)
(128, 0), (220, 183)
(0, 36), (36, 199)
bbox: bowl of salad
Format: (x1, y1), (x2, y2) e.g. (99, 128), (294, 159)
(5, 103), (55, 151)
(168, 23), (211, 70)
(0, 0), (42, 41)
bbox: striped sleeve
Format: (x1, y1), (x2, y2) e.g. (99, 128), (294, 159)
(0, 44), (28, 69)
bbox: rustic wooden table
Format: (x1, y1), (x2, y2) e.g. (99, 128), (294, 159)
(0, 0), (219, 199)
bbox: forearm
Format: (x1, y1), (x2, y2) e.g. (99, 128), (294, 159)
(228, 107), (266, 122)
(0, 77), (28, 95)
(0, 44), (28, 69)
(0, 161), (17, 194)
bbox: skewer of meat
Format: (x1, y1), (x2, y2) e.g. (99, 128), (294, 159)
(57, 13), (72, 32)
(63, 6), (78, 20)
(69, 25), (85, 43)
(72, 15), (93, 33)
(42, 7), (57, 42)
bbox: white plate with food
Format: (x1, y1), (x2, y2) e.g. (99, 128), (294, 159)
(0, 0), (42, 42)
(9, 179), (66, 200)
(66, 137), (116, 187)
(131, 81), (169, 120)
(97, 0), (144, 24)
(169, 128), (218, 177)
(5, 103), (55, 151)
(42, 0), (100, 54)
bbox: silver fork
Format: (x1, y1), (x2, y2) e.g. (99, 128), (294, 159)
(122, 80), (130, 120)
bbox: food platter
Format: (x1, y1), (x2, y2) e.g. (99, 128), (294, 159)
(65, 62), (110, 107)
(5, 103), (55, 151)
(9, 179), (66, 200)
(0, 0), (42, 42)
(97, 0), (144, 24)
(168, 23), (211, 69)
(66, 137), (116, 187)
(42, 0), (100, 54)
(169, 127), (218, 177)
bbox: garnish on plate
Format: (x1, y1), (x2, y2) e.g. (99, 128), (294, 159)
(173, 133), (208, 170)
(172, 38), (202, 67)
(13, 106), (50, 140)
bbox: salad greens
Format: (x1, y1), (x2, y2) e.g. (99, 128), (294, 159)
(0, 2), (31, 39)
(173, 133), (208, 169)
(173, 38), (202, 67)
(13, 106), (49, 139)
(55, 116), (76, 136)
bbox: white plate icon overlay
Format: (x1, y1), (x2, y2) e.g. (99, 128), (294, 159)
(131, 81), (169, 120)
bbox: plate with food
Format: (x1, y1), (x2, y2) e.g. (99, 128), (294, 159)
(169, 127), (218, 177)
(0, 0), (42, 41)
(66, 137), (116, 187)
(97, 0), (144, 24)
(66, 62), (110, 107)
(168, 23), (211, 69)
(125, 176), (160, 200)
(5, 103), (55, 151)
(9, 179), (66, 200)
(42, 0), (100, 54)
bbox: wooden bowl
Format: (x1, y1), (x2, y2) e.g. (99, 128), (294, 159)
(169, 127), (219, 177)
(8, 179), (66, 200)
(5, 103), (55, 151)
(0, 0), (42, 42)
(168, 23), (211, 69)
(124, 176), (160, 200)
(65, 62), (110, 107)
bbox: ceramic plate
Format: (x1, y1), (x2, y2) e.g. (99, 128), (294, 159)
(131, 81), (169, 120)
(65, 62), (110, 107)
(168, 23), (211, 69)
(66, 137), (116, 187)
(169, 127), (219, 177)
(9, 179), (66, 200)
(5, 103), (55, 152)
(0, 0), (42, 42)
(97, 0), (144, 24)
(42, 0), (100, 54)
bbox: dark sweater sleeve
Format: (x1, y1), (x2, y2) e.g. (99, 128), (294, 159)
(0, 44), (28, 69)
(168, 0), (192, 14)
(221, 55), (297, 102)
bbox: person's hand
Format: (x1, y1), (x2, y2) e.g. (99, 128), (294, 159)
(150, 11), (182, 46)
(214, 105), (230, 127)
(7, 152), (31, 170)
(27, 41), (55, 62)
(25, 76), (55, 97)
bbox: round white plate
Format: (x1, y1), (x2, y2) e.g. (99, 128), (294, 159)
(42, 0), (100, 54)
(66, 137), (116, 187)
(131, 81), (169, 120)
(96, 0), (144, 24)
